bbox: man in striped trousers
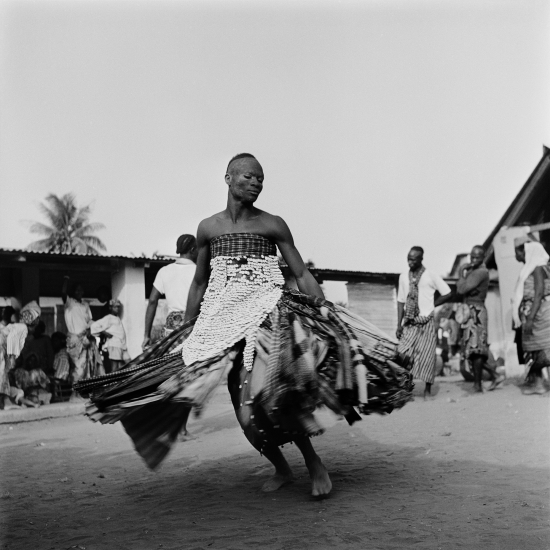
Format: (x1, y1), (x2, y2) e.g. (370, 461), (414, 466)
(396, 247), (452, 399)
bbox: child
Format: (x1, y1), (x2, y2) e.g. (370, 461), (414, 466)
(90, 300), (131, 372)
(50, 332), (73, 402)
(51, 332), (72, 381)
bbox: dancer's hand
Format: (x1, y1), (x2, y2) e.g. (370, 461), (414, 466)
(396, 327), (403, 339)
(142, 336), (151, 350)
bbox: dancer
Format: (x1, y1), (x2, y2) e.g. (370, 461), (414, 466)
(396, 247), (452, 399)
(76, 153), (413, 497)
(143, 234), (197, 349)
(513, 237), (550, 395)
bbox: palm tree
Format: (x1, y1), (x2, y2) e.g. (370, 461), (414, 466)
(26, 193), (106, 255)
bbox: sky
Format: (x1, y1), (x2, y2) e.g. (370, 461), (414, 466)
(1, 0), (549, 279)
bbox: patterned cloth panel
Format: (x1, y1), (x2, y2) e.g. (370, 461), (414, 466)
(210, 233), (277, 258)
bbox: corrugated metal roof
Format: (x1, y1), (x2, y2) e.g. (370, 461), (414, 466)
(313, 267), (399, 278)
(0, 247), (172, 262)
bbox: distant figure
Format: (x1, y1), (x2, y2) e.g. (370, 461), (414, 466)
(62, 277), (103, 384)
(90, 299), (131, 372)
(51, 332), (72, 381)
(11, 351), (51, 407)
(446, 311), (461, 357)
(142, 234), (197, 349)
(16, 320), (54, 377)
(397, 246), (452, 399)
(95, 285), (112, 372)
(456, 245), (504, 392)
(513, 237), (550, 395)
(95, 286), (112, 318)
(6, 310), (29, 371)
(0, 306), (20, 410)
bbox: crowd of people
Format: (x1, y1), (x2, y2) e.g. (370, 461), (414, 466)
(396, 238), (549, 398)
(0, 279), (131, 410)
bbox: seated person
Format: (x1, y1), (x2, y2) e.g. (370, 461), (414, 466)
(10, 352), (51, 407)
(50, 332), (73, 402)
(51, 332), (72, 381)
(16, 320), (54, 377)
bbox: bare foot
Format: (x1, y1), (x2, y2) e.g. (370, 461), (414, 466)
(307, 458), (332, 498)
(261, 471), (294, 492)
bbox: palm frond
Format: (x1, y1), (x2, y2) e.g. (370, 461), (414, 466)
(80, 235), (107, 251)
(78, 222), (106, 233)
(27, 238), (57, 252)
(27, 221), (56, 236)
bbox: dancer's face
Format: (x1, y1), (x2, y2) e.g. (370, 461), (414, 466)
(226, 158), (264, 203)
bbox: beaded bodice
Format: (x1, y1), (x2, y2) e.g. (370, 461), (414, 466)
(181, 233), (284, 370)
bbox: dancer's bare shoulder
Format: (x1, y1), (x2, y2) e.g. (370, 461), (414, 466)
(196, 212), (227, 242)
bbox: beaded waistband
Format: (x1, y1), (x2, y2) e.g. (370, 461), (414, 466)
(210, 233), (277, 259)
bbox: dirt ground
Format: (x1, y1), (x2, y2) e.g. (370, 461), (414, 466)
(1, 376), (549, 550)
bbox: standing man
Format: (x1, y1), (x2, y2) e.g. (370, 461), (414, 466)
(142, 234), (197, 350)
(397, 246), (452, 399)
(62, 278), (103, 386)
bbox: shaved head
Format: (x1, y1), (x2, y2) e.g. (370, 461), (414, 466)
(226, 153), (258, 174)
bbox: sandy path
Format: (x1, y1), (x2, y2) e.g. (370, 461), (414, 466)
(1, 377), (549, 550)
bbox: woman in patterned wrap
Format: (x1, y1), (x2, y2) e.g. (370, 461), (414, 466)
(513, 237), (550, 395)
(75, 154), (413, 497)
(456, 245), (504, 392)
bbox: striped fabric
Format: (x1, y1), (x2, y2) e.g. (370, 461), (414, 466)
(210, 233), (277, 258)
(521, 266), (550, 353)
(397, 315), (436, 384)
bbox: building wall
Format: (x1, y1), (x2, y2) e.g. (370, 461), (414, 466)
(346, 281), (397, 337)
